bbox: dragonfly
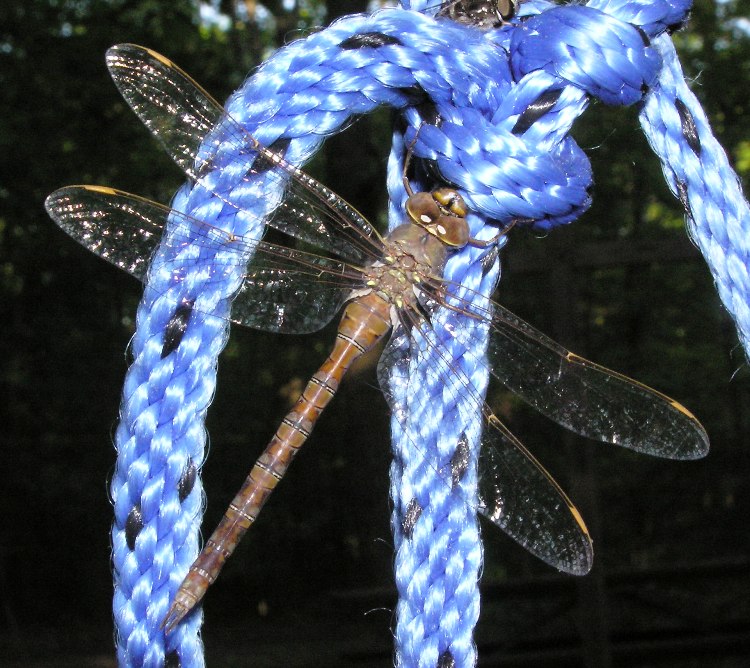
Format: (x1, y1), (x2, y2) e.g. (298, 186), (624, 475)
(45, 44), (708, 633)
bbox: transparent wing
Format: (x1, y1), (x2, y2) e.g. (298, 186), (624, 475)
(377, 322), (593, 575)
(477, 415), (592, 575)
(425, 280), (709, 460)
(45, 186), (364, 334)
(105, 43), (383, 266)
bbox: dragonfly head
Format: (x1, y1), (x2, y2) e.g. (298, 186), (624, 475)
(405, 188), (471, 249)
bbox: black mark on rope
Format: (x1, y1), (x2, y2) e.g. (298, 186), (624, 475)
(178, 458), (197, 502)
(437, 649), (456, 668)
(165, 650), (181, 668)
(402, 498), (423, 539)
(399, 84), (428, 107)
(252, 137), (291, 174)
(125, 505), (144, 551)
(667, 16), (690, 35)
(416, 100), (443, 127)
(418, 158), (449, 194)
(675, 180), (693, 219)
(632, 24), (651, 47)
(512, 89), (563, 135)
(339, 32), (402, 50)
(162, 299), (195, 359)
(675, 98), (701, 156)
(450, 433), (471, 487)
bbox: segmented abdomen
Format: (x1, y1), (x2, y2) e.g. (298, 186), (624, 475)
(163, 291), (392, 631)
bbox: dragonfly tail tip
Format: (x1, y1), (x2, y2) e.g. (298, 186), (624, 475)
(160, 602), (191, 634)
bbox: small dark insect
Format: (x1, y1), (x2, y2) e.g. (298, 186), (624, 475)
(435, 0), (519, 29)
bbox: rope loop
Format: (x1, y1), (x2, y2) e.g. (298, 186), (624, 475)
(97, 2), (750, 667)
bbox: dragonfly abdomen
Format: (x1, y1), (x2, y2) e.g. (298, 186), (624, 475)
(162, 291), (392, 631)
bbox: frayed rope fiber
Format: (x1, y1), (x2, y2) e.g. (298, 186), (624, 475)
(108, 1), (748, 666)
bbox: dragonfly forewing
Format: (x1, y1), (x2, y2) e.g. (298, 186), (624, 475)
(45, 186), (365, 334)
(105, 43), (383, 266)
(430, 281), (709, 460)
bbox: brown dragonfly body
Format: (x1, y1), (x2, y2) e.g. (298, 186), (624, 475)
(45, 44), (709, 637)
(174, 295), (393, 626)
(165, 188), (480, 629)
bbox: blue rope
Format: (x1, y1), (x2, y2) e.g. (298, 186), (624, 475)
(386, 2), (703, 665)
(111, 10), (511, 666)
(106, 1), (747, 666)
(639, 33), (750, 357)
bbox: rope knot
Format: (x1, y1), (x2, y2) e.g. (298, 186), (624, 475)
(510, 5), (662, 106)
(410, 109), (592, 231)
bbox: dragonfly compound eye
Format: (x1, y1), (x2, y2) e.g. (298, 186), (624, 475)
(431, 214), (471, 247)
(432, 188), (468, 218)
(497, 0), (518, 21)
(405, 190), (471, 248)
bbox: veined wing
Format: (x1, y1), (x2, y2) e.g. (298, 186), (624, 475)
(478, 414), (592, 575)
(422, 279), (709, 460)
(45, 186), (364, 334)
(379, 322), (593, 575)
(105, 43), (384, 267)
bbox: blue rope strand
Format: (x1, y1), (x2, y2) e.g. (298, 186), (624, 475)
(110, 11), (511, 666)
(104, 1), (747, 666)
(639, 33), (750, 357)
(385, 2), (691, 663)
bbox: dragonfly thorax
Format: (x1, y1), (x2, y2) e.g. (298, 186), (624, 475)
(365, 187), (472, 306)
(363, 226), (443, 309)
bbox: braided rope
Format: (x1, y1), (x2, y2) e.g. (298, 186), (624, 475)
(106, 1), (746, 666)
(639, 33), (750, 357)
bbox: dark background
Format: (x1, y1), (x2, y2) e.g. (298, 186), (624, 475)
(1, 0), (749, 665)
